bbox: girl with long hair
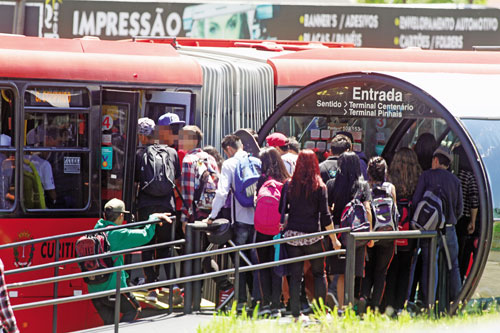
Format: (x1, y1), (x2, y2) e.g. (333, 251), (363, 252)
(280, 149), (341, 319)
(385, 148), (422, 311)
(361, 156), (397, 310)
(327, 151), (372, 307)
(254, 147), (290, 315)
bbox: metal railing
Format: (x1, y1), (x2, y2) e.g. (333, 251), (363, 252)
(2, 220), (441, 333)
(344, 230), (438, 307)
(2, 220), (348, 333)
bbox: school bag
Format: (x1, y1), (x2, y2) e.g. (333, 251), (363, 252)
(395, 198), (415, 250)
(193, 157), (218, 211)
(233, 155), (261, 207)
(371, 182), (398, 232)
(254, 178), (283, 236)
(340, 194), (371, 246)
(140, 144), (175, 197)
(411, 187), (446, 231)
(75, 232), (116, 285)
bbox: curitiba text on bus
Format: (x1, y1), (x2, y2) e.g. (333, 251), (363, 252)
(316, 87), (414, 119)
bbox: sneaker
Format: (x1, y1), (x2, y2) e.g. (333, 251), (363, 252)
(300, 302), (313, 315)
(326, 292), (338, 309)
(146, 290), (158, 302)
(270, 309), (281, 318)
(257, 305), (271, 317)
(172, 285), (184, 305)
(218, 286), (235, 309)
(293, 313), (310, 323)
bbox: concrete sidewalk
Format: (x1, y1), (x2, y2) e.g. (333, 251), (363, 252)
(75, 312), (215, 333)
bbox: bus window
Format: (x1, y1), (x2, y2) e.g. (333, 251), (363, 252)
(0, 88), (15, 211)
(461, 119), (500, 220)
(23, 87), (91, 210)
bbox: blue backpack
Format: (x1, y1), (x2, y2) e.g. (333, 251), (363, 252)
(340, 196), (371, 246)
(233, 155), (261, 207)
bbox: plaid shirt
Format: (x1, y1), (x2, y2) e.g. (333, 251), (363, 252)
(181, 148), (219, 223)
(0, 259), (19, 333)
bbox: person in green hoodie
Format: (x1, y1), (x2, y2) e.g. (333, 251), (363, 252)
(89, 198), (171, 325)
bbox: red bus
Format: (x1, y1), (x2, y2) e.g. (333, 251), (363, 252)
(1, 34), (499, 331)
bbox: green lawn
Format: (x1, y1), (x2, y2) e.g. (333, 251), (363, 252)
(198, 299), (500, 333)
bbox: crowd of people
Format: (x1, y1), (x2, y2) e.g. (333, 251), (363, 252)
(86, 113), (479, 324)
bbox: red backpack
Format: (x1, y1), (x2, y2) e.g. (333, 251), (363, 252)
(75, 232), (116, 285)
(254, 178), (283, 236)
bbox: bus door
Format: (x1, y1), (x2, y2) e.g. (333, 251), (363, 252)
(100, 90), (139, 212)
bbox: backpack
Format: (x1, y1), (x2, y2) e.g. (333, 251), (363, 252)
(395, 198), (415, 250)
(193, 157), (218, 211)
(340, 195), (371, 246)
(23, 159), (46, 209)
(371, 182), (398, 232)
(411, 187), (446, 231)
(254, 178), (283, 236)
(75, 232), (116, 285)
(140, 144), (175, 197)
(233, 155), (261, 207)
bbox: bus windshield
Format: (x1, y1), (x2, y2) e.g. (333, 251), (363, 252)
(462, 119), (500, 219)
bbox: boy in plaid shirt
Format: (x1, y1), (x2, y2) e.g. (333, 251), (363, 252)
(0, 259), (19, 333)
(179, 126), (219, 229)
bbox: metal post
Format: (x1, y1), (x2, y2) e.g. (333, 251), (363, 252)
(192, 229), (202, 311)
(344, 233), (356, 306)
(12, 0), (26, 35)
(114, 270), (121, 333)
(429, 235), (438, 309)
(183, 224), (193, 314)
(168, 219), (176, 314)
(52, 239), (60, 333)
(234, 250), (240, 306)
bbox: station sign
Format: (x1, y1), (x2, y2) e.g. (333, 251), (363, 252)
(291, 83), (437, 119)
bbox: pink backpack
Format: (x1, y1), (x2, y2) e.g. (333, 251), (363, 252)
(254, 178), (284, 236)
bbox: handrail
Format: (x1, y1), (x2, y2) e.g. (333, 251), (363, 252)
(344, 230), (438, 308)
(0, 218), (165, 250)
(6, 228), (349, 290)
(11, 248), (346, 311)
(4, 239), (185, 276)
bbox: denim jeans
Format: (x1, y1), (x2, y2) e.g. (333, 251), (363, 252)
(420, 225), (461, 306)
(232, 222), (255, 303)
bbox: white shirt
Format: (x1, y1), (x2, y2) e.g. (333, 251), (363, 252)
(209, 150), (255, 224)
(282, 152), (298, 175)
(25, 154), (55, 191)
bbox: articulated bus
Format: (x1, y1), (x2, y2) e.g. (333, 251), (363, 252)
(0, 34), (499, 331)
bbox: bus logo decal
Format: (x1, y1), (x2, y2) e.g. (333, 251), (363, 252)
(13, 231), (35, 268)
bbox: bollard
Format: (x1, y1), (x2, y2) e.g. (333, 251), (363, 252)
(183, 224), (193, 314)
(344, 233), (356, 306)
(114, 269), (121, 333)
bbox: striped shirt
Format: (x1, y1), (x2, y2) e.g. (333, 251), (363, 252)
(458, 169), (479, 218)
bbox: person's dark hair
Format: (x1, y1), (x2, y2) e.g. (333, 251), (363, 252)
(182, 125), (203, 147)
(389, 147), (422, 199)
(221, 134), (242, 151)
(330, 134), (352, 155)
(330, 151), (370, 222)
(367, 156), (388, 183)
(434, 153), (450, 167)
(104, 209), (121, 222)
(203, 145), (224, 171)
(453, 144), (472, 172)
(289, 149), (324, 200)
(414, 133), (437, 171)
(259, 147), (290, 183)
(288, 137), (300, 154)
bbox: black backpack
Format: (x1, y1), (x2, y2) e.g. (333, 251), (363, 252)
(411, 186), (446, 231)
(140, 144), (175, 197)
(75, 232), (116, 285)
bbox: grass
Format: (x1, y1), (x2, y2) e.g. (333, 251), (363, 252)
(197, 298), (500, 333)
